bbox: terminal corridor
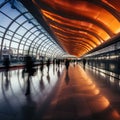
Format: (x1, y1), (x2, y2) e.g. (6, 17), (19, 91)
(0, 0), (120, 120)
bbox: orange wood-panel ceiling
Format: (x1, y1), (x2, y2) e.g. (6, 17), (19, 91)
(32, 0), (120, 57)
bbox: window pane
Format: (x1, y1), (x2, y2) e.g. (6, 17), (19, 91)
(1, 3), (20, 19)
(7, 30), (13, 36)
(11, 42), (19, 48)
(23, 21), (33, 29)
(17, 27), (27, 36)
(0, 26), (5, 33)
(0, 12), (12, 27)
(19, 44), (24, 49)
(5, 34), (11, 40)
(18, 49), (22, 54)
(14, 34), (22, 39)
(0, 32), (3, 37)
(24, 46), (29, 50)
(9, 22), (19, 31)
(16, 15), (26, 24)
(0, 0), (4, 4)
(3, 39), (10, 46)
(24, 32), (31, 38)
(29, 34), (36, 41)
(12, 37), (20, 42)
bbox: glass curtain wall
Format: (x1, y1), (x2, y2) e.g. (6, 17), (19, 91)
(0, 0), (67, 63)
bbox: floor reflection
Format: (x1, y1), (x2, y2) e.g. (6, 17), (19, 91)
(0, 64), (64, 120)
(65, 69), (70, 85)
(42, 64), (120, 120)
(22, 95), (37, 120)
(0, 63), (120, 120)
(86, 66), (120, 92)
(46, 72), (50, 84)
(84, 66), (120, 119)
(40, 74), (45, 92)
(4, 71), (10, 91)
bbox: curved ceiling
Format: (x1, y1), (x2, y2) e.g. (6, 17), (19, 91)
(32, 0), (120, 57)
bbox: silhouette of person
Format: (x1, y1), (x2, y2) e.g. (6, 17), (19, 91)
(24, 55), (35, 96)
(46, 59), (50, 73)
(40, 59), (44, 74)
(3, 57), (10, 72)
(57, 69), (60, 77)
(56, 59), (60, 68)
(3, 57), (10, 90)
(65, 59), (70, 85)
(65, 59), (70, 70)
(53, 59), (56, 65)
(24, 55), (35, 75)
(53, 61), (55, 75)
(83, 58), (86, 69)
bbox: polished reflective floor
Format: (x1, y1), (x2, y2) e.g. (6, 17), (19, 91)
(0, 63), (120, 120)
(0, 64), (64, 120)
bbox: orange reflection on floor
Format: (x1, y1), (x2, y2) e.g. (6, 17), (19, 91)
(43, 64), (120, 119)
